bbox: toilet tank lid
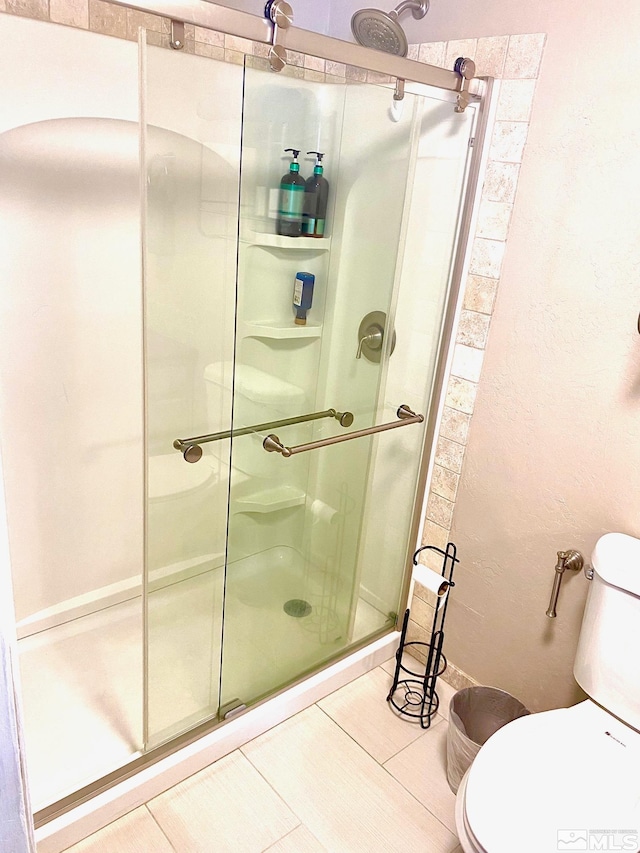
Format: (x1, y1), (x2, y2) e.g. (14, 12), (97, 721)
(591, 532), (640, 597)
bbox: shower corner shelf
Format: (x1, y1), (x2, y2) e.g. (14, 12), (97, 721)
(241, 230), (331, 252)
(233, 484), (305, 514)
(207, 362), (306, 405)
(242, 320), (322, 340)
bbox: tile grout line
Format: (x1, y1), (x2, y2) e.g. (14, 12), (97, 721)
(312, 694), (422, 768)
(375, 756), (460, 845)
(143, 802), (180, 853)
(237, 745), (305, 840)
(259, 822), (305, 852)
(378, 689), (459, 844)
(380, 712), (447, 764)
(242, 702), (459, 851)
(370, 664), (448, 761)
(315, 675), (458, 844)
(314, 686), (393, 759)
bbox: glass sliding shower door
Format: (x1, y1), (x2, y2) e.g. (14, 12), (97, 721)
(219, 59), (475, 710)
(142, 43), (476, 742)
(142, 38), (243, 747)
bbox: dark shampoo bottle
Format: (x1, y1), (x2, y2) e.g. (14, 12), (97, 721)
(303, 151), (329, 237)
(277, 148), (306, 237)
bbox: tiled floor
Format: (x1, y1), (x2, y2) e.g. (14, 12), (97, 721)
(62, 655), (463, 853)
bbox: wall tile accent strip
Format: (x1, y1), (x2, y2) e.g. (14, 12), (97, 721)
(408, 34), (546, 681)
(0, 1), (544, 683)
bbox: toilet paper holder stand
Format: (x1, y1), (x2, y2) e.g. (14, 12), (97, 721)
(387, 542), (458, 729)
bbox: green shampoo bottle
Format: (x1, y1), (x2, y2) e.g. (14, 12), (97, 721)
(277, 148), (306, 237)
(303, 151), (329, 237)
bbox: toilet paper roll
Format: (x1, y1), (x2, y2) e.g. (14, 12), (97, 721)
(413, 564), (450, 610)
(308, 498), (338, 526)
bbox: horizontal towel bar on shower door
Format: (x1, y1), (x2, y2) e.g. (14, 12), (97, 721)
(262, 404), (424, 458)
(174, 407), (354, 463)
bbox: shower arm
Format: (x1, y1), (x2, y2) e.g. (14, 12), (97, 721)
(390, 1), (429, 20)
(174, 407), (354, 463)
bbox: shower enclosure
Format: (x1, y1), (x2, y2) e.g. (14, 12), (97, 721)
(0, 1), (489, 831)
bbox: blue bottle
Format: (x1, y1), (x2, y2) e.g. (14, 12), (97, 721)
(293, 272), (315, 325)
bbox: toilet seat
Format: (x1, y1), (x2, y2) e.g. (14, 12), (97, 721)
(457, 700), (640, 853)
(455, 770), (485, 853)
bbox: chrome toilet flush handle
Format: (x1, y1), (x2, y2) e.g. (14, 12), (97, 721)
(545, 549), (584, 618)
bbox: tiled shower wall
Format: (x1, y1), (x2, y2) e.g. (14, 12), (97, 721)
(0, 0), (544, 681)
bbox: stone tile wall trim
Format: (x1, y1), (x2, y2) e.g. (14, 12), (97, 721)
(409, 32), (546, 660)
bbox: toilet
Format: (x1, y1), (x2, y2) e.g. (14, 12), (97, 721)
(455, 533), (640, 853)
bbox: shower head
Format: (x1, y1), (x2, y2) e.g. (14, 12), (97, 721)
(351, 1), (429, 57)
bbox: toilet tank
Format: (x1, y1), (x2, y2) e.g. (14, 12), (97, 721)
(574, 533), (640, 732)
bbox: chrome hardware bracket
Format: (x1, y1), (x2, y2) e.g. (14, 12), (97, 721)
(263, 404), (424, 457)
(546, 549), (584, 618)
(169, 20), (185, 50)
(174, 406), (353, 463)
(453, 56), (476, 113)
(394, 78), (405, 102)
(219, 699), (247, 720)
(264, 0), (293, 72)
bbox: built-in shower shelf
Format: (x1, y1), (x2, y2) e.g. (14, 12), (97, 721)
(242, 320), (322, 340)
(241, 231), (331, 252)
(204, 361), (306, 405)
(233, 484), (305, 514)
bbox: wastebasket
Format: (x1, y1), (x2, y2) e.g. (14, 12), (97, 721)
(446, 686), (530, 794)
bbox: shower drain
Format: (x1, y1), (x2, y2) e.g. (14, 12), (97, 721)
(283, 599), (312, 618)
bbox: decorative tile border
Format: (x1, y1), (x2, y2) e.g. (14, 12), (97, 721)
(0, 0), (544, 685)
(408, 34), (546, 684)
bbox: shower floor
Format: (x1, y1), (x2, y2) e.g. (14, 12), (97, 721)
(18, 548), (389, 812)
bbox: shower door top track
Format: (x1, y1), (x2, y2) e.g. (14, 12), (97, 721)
(108, 0), (483, 98)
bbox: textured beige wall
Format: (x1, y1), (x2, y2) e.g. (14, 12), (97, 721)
(416, 0), (640, 712)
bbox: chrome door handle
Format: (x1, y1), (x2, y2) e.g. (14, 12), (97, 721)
(174, 407), (354, 463)
(263, 405), (424, 458)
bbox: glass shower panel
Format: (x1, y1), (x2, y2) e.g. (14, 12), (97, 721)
(142, 38), (243, 747)
(357, 90), (477, 618)
(219, 60), (421, 710)
(0, 16), (143, 809)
